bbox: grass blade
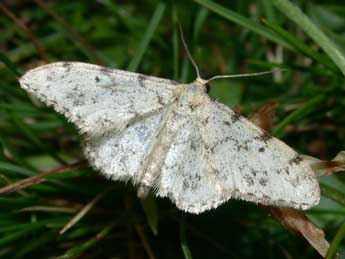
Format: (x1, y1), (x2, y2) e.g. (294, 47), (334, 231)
(320, 184), (345, 207)
(180, 218), (193, 259)
(59, 186), (113, 234)
(325, 221), (345, 259)
(272, 0), (345, 75)
(127, 3), (166, 72)
(57, 224), (114, 259)
(193, 0), (290, 48)
(140, 193), (158, 236)
(272, 94), (324, 137)
(261, 17), (338, 73)
(0, 53), (21, 76)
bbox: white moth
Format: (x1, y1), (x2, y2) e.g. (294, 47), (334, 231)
(19, 61), (320, 214)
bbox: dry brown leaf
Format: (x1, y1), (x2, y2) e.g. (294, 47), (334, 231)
(302, 151), (345, 177)
(268, 207), (329, 257)
(0, 162), (85, 194)
(249, 100), (278, 131)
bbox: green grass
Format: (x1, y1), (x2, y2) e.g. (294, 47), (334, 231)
(1, 0), (345, 258)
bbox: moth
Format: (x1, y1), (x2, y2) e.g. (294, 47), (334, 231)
(19, 61), (320, 214)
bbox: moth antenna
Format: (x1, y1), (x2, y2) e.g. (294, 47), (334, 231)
(179, 24), (201, 79)
(206, 69), (287, 83)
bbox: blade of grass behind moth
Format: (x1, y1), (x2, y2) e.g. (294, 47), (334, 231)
(14, 231), (57, 259)
(180, 217), (193, 259)
(124, 195), (156, 259)
(134, 223), (157, 259)
(0, 3), (48, 62)
(0, 195), (36, 209)
(0, 135), (35, 171)
(320, 184), (345, 207)
(193, 7), (208, 42)
(100, 0), (135, 32)
(0, 161), (36, 177)
(193, 0), (291, 49)
(59, 186), (114, 235)
(0, 163), (84, 194)
(0, 224), (45, 247)
(272, 94), (324, 138)
(127, 2), (166, 72)
(56, 224), (114, 259)
(32, 0), (106, 65)
(0, 217), (69, 233)
(180, 54), (191, 83)
(0, 33), (62, 72)
(172, 4), (179, 80)
(62, 225), (104, 240)
(260, 0), (277, 23)
(260, 17), (338, 73)
(10, 112), (67, 165)
(325, 221), (345, 259)
(140, 193), (158, 236)
(272, 0), (345, 76)
(0, 53), (21, 77)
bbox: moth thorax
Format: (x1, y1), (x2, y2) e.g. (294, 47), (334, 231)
(195, 77), (208, 88)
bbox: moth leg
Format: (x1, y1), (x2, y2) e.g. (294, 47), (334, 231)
(137, 184), (151, 198)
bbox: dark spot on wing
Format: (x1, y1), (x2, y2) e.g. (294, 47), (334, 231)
(157, 95), (164, 105)
(211, 168), (221, 177)
(203, 116), (210, 124)
(236, 142), (249, 151)
(259, 178), (268, 186)
(137, 74), (147, 88)
(169, 79), (179, 85)
(46, 74), (53, 81)
(258, 147), (265, 152)
(230, 112), (241, 123)
(246, 192), (256, 198)
(190, 140), (197, 151)
(95, 76), (100, 82)
(62, 62), (72, 72)
(289, 155), (303, 165)
(182, 180), (190, 192)
(250, 169), (258, 176)
(100, 67), (114, 75)
(223, 120), (231, 126)
(255, 131), (272, 143)
(50, 99), (58, 106)
(244, 174), (254, 186)
(262, 194), (270, 199)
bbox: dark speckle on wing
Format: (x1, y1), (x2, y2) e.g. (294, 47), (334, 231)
(137, 74), (148, 88)
(255, 131), (272, 143)
(230, 112), (241, 123)
(62, 62), (72, 72)
(289, 155), (303, 165)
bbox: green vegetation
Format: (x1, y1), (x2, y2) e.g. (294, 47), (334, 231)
(1, 0), (345, 258)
